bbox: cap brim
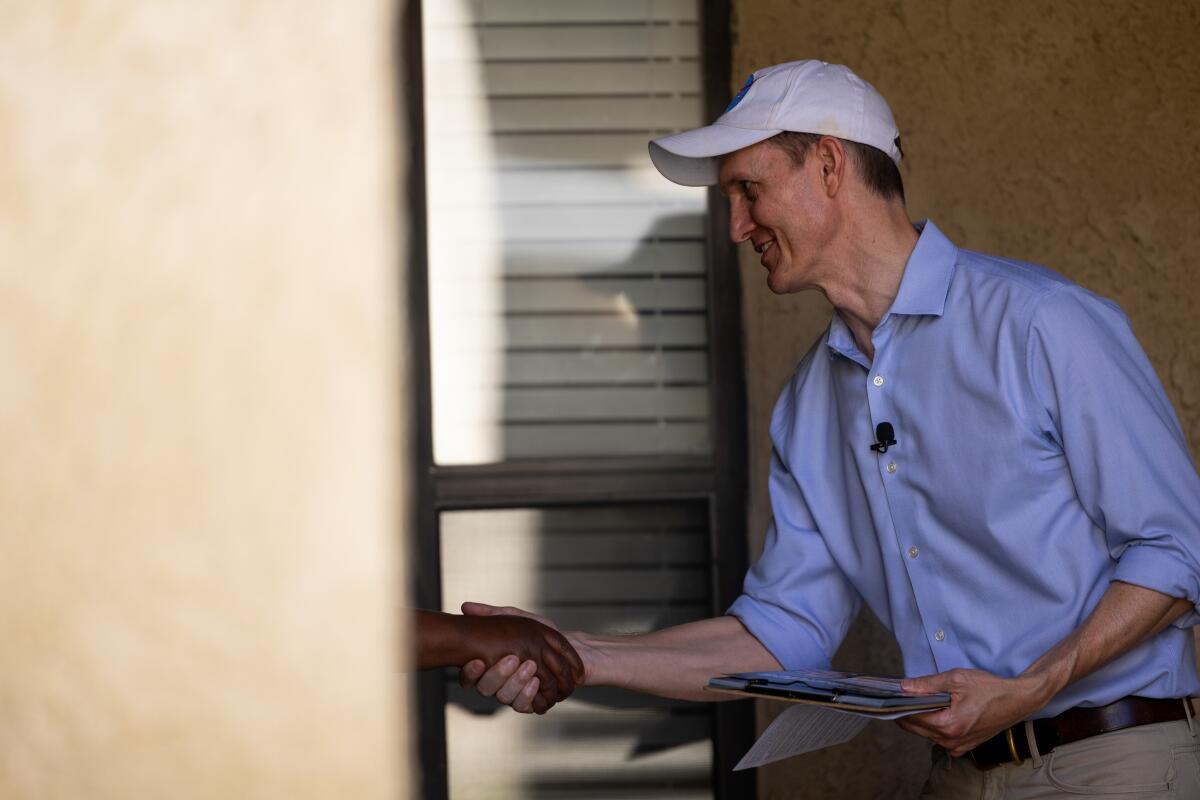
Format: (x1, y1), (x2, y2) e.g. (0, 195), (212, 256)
(648, 124), (781, 186)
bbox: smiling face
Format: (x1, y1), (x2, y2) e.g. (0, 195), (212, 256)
(717, 138), (838, 294)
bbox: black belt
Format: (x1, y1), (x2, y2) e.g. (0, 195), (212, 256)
(967, 696), (1191, 770)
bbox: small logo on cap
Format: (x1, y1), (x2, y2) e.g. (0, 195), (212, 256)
(725, 74), (754, 113)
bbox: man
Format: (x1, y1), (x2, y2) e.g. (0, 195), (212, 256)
(461, 60), (1200, 797)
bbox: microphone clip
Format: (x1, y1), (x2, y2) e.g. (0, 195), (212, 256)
(869, 422), (897, 454)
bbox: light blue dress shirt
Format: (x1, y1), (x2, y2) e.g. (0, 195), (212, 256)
(728, 221), (1200, 717)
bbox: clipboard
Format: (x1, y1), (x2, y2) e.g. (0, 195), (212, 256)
(705, 668), (950, 714)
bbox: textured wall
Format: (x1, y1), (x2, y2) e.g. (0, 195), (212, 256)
(0, 3), (409, 798)
(731, 1), (1200, 797)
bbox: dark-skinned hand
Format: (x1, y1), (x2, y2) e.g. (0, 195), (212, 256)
(454, 612), (584, 714)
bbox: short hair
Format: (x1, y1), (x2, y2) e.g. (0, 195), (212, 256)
(769, 131), (905, 203)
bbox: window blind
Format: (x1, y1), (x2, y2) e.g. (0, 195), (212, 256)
(424, 0), (711, 464)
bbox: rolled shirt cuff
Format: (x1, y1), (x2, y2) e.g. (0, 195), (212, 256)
(727, 595), (834, 671)
(1113, 543), (1200, 629)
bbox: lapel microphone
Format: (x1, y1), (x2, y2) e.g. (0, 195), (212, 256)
(870, 422), (897, 454)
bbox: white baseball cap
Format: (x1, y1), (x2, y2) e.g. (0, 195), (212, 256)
(649, 60), (902, 186)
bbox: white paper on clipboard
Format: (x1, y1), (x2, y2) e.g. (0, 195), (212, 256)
(733, 701), (935, 770)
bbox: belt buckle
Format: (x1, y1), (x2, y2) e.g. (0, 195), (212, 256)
(967, 726), (1024, 771)
(1004, 726), (1025, 766)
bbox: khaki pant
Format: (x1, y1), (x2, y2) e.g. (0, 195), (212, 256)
(921, 717), (1200, 799)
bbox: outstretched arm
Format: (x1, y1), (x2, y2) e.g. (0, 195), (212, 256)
(458, 603), (781, 707)
(898, 581), (1191, 755)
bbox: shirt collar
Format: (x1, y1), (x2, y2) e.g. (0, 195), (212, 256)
(826, 220), (958, 361)
(886, 219), (957, 318)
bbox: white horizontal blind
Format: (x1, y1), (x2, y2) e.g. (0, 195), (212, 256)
(424, 0), (711, 464)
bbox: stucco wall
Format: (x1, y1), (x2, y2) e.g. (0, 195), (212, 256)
(0, 3), (409, 798)
(732, 1), (1200, 797)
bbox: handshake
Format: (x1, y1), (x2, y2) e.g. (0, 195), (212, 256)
(415, 603), (585, 714)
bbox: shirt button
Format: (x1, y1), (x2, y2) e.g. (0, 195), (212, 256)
(886, 462), (897, 474)
(934, 629), (946, 642)
(873, 375), (885, 387)
(908, 546), (920, 559)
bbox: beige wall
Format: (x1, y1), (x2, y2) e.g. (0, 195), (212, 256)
(732, 1), (1200, 797)
(0, 3), (410, 798)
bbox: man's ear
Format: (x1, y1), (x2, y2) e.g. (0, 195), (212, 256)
(815, 135), (846, 197)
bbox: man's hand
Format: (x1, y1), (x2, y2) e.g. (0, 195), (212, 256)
(896, 669), (1051, 756)
(454, 609), (584, 714)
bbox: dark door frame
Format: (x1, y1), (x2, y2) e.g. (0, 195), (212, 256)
(401, 2), (754, 796)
